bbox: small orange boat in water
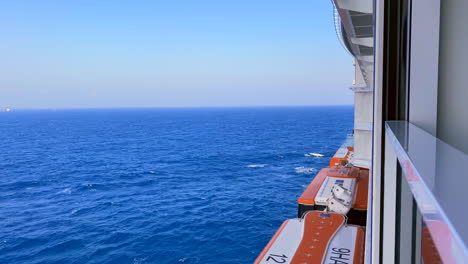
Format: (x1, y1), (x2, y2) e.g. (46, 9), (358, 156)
(254, 211), (365, 264)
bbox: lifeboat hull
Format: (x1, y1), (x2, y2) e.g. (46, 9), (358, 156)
(329, 146), (354, 167)
(254, 211), (365, 264)
(297, 166), (368, 226)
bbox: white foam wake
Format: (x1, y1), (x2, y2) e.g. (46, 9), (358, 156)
(295, 166), (317, 174)
(57, 188), (72, 194)
(304, 153), (324, 157)
(246, 164), (266, 168)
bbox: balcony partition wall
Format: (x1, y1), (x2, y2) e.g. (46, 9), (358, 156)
(373, 0), (468, 263)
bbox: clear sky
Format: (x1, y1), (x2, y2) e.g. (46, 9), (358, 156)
(0, 0), (353, 109)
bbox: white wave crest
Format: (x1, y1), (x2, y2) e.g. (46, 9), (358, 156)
(246, 164), (266, 168)
(57, 188), (72, 194)
(295, 166), (317, 174)
(304, 153), (324, 157)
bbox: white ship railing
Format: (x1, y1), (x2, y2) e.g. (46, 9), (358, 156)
(331, 1), (351, 55)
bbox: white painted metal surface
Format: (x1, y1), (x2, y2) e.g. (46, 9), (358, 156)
(336, 0), (373, 13)
(382, 135), (397, 264)
(352, 130), (372, 169)
(257, 219), (303, 264)
(408, 0), (440, 135)
(369, 0), (385, 260)
(351, 63), (373, 170)
(258, 218), (361, 264)
(328, 184), (354, 214)
(334, 147), (349, 159)
(323, 226), (359, 263)
(327, 197), (351, 215)
(332, 184), (353, 204)
(351, 37), (374, 47)
(315, 177), (356, 207)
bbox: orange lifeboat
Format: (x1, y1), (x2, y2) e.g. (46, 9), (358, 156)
(254, 211), (365, 264)
(297, 166), (368, 226)
(329, 146), (354, 167)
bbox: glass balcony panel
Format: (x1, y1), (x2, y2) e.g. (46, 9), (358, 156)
(385, 121), (468, 263)
(421, 216), (445, 264)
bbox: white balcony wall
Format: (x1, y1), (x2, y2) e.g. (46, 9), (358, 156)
(354, 92), (373, 125)
(353, 129), (372, 168)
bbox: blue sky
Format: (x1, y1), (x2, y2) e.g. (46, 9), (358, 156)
(0, 0), (353, 109)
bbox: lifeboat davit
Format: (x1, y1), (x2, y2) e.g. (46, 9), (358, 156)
(297, 166), (368, 226)
(254, 211), (365, 264)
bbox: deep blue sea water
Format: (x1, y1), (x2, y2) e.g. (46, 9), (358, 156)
(0, 106), (353, 264)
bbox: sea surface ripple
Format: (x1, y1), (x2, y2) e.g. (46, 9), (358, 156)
(0, 106), (353, 264)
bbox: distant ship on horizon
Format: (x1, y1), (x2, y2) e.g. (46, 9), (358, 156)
(2, 107), (11, 112)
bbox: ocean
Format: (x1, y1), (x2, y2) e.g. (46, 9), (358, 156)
(0, 106), (353, 264)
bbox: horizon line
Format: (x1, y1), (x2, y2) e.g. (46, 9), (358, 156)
(4, 104), (354, 111)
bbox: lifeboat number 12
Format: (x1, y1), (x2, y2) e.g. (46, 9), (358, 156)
(266, 254), (288, 263)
